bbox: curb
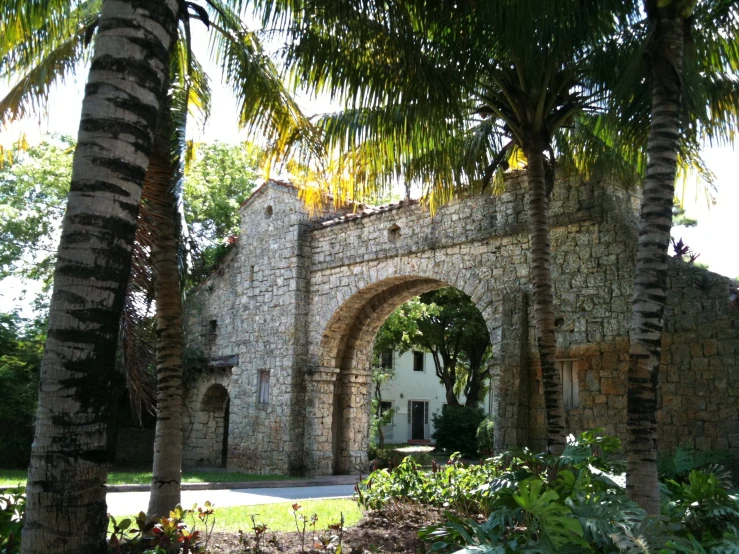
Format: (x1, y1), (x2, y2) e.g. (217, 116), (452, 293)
(107, 474), (362, 493)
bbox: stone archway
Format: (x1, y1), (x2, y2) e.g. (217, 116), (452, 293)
(183, 370), (231, 468)
(303, 275), (502, 476)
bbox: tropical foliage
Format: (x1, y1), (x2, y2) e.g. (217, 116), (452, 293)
(0, 486), (25, 554)
(108, 503), (216, 554)
(358, 430), (739, 553)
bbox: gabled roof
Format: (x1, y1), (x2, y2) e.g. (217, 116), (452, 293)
(239, 179), (298, 211)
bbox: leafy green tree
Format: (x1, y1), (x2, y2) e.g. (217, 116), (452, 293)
(0, 137), (73, 292)
(415, 289), (491, 408)
(184, 141), (263, 285)
(369, 365), (396, 450)
(0, 138), (263, 293)
(373, 296), (430, 356)
(374, 288), (491, 408)
(0, 312), (45, 468)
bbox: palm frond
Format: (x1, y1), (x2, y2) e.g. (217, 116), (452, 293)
(0, 0), (98, 72)
(204, 0), (324, 166)
(0, 10), (99, 125)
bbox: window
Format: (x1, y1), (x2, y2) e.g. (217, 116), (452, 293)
(378, 401), (393, 419)
(413, 351), (424, 372)
(205, 319), (217, 349)
(380, 350), (393, 370)
(388, 224), (401, 242)
(557, 360), (579, 409)
(258, 370), (270, 404)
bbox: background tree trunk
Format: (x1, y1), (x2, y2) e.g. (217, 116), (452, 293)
(524, 143), (567, 455)
(145, 142), (185, 516)
(626, 11), (684, 515)
(21, 1), (178, 552)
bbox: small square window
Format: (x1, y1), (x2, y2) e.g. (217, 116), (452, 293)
(413, 351), (424, 372)
(380, 350), (393, 370)
(258, 370), (270, 404)
(204, 319), (217, 349)
(557, 360), (579, 409)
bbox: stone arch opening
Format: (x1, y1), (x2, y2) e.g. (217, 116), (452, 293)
(304, 275), (499, 476)
(186, 383), (230, 468)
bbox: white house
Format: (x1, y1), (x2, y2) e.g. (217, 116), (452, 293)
(375, 350), (496, 444)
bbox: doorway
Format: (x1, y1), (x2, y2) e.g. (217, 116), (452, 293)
(410, 401), (428, 441)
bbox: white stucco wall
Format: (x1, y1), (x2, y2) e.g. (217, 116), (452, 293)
(377, 351), (494, 444)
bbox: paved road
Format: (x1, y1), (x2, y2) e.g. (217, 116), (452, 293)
(106, 484), (356, 515)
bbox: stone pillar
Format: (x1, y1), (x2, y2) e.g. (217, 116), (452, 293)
(337, 370), (372, 474)
(493, 289), (530, 451)
(303, 368), (339, 476)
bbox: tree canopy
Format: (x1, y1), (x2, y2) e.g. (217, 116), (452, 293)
(0, 136), (73, 292)
(0, 137), (265, 297)
(0, 311), (45, 468)
(184, 141), (263, 284)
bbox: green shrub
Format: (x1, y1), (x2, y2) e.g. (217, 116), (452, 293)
(476, 417), (495, 457)
(431, 406), (486, 458)
(358, 453), (498, 515)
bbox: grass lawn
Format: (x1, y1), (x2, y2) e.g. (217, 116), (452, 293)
(213, 499), (362, 533)
(0, 469), (298, 488)
(110, 499), (363, 535)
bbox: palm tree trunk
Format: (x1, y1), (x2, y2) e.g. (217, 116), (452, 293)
(21, 1), (177, 553)
(145, 126), (185, 517)
(626, 11), (684, 515)
(524, 143), (567, 454)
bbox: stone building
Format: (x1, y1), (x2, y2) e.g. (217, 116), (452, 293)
(182, 175), (739, 476)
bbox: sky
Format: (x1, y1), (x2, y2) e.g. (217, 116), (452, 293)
(1, 23), (737, 315)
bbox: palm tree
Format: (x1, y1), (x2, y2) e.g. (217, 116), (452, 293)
(144, 0), (320, 516)
(2, 0), (321, 517)
(274, 0), (636, 454)
(618, 0), (739, 514)
(0, 0), (179, 551)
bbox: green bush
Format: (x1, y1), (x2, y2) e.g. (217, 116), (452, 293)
(431, 405), (486, 458)
(358, 453), (498, 515)
(476, 417), (495, 457)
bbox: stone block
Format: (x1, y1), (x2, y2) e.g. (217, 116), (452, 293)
(601, 378), (625, 396)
